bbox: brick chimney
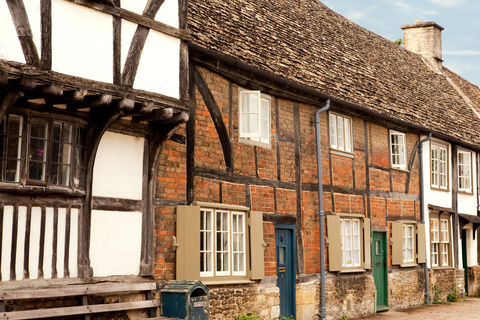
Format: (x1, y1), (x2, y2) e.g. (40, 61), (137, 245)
(401, 20), (444, 73)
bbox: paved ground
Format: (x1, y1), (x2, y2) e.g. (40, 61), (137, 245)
(352, 297), (480, 319)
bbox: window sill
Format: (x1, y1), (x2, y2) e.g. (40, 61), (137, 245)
(239, 138), (271, 149)
(338, 268), (366, 274)
(391, 167), (409, 173)
(458, 190), (474, 195)
(399, 262), (418, 268)
(430, 266), (454, 270)
(201, 279), (256, 286)
(330, 149), (355, 158)
(430, 187), (450, 192)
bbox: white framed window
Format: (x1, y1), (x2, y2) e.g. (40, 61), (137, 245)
(431, 143), (448, 190)
(458, 150), (472, 192)
(390, 130), (407, 170)
(329, 113), (352, 153)
(429, 212), (451, 268)
(440, 219), (449, 266)
(0, 114), (87, 188)
(326, 214), (371, 272)
(340, 218), (361, 268)
(239, 89), (270, 146)
(403, 224), (415, 263)
(199, 208), (246, 278)
(430, 218), (439, 267)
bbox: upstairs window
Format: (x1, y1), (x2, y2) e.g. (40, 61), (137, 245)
(390, 130), (407, 170)
(329, 112), (352, 153)
(239, 90), (270, 146)
(431, 143), (448, 190)
(458, 150), (471, 193)
(0, 114), (87, 189)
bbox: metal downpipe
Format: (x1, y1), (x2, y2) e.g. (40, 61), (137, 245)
(314, 99), (330, 320)
(419, 133), (432, 305)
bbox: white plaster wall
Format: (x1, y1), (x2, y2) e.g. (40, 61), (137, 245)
(121, 20), (180, 98)
(92, 131), (144, 200)
(467, 228), (478, 267)
(121, 0), (178, 27)
(90, 210), (142, 277)
(1, 205), (78, 281)
(458, 150), (477, 215)
(0, 1), (27, 63)
(155, 0), (179, 28)
(121, 0), (149, 16)
(51, 0), (113, 83)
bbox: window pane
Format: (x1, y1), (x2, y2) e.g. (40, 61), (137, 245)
(344, 118), (351, 152)
(329, 114), (337, 148)
(0, 115), (23, 183)
(337, 116), (344, 150)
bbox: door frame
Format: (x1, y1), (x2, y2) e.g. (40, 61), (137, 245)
(275, 224), (296, 318)
(462, 229), (469, 296)
(372, 231), (388, 312)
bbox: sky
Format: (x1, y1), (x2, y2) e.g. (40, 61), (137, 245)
(322, 0), (480, 86)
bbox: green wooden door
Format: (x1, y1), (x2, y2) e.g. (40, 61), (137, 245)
(462, 229), (469, 296)
(372, 232), (388, 311)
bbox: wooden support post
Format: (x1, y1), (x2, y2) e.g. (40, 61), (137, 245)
(164, 111), (189, 123)
(112, 98), (135, 111)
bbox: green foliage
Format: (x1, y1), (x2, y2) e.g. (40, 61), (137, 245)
(431, 284), (445, 304)
(280, 316), (295, 320)
(236, 312), (259, 320)
(394, 38), (404, 46)
(339, 315), (348, 320)
(447, 286), (460, 302)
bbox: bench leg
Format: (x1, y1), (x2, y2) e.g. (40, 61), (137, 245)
(145, 291), (156, 318)
(81, 296), (91, 320)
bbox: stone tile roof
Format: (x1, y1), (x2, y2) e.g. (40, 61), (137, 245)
(188, 0), (480, 147)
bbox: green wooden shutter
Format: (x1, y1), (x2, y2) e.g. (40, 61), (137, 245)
(248, 211), (265, 280)
(417, 222), (426, 263)
(363, 218), (371, 269)
(391, 221), (403, 265)
(326, 215), (342, 271)
(176, 205), (200, 280)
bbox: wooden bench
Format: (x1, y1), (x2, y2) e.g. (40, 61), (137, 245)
(0, 282), (159, 319)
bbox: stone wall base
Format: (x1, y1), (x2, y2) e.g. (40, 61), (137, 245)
(468, 265), (480, 296)
(208, 284), (279, 319)
(429, 268), (465, 302)
(389, 268), (425, 310)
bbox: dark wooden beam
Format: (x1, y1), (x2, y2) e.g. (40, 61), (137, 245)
(40, 0), (52, 69)
(19, 76), (37, 92)
(0, 91), (24, 121)
(134, 108), (172, 121)
(164, 111), (188, 123)
(112, 98), (135, 111)
(68, 94), (112, 110)
(194, 66), (233, 170)
(132, 101), (154, 115)
(121, 0), (165, 87)
(0, 71), (8, 88)
(6, 0), (40, 66)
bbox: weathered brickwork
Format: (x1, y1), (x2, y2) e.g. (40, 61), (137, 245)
(263, 222), (277, 277)
(208, 285), (280, 319)
(388, 269), (425, 310)
(156, 132), (187, 200)
(325, 274), (376, 320)
(302, 191), (320, 274)
(194, 176), (220, 203)
(154, 206), (176, 281)
(251, 185), (275, 213)
(370, 197), (387, 228)
(152, 66), (427, 320)
(221, 181), (247, 206)
(276, 188), (297, 215)
(331, 155), (354, 189)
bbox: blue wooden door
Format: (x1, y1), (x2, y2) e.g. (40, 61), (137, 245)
(275, 225), (296, 318)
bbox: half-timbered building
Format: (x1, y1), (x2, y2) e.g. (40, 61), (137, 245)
(155, 1), (480, 319)
(0, 0), (188, 318)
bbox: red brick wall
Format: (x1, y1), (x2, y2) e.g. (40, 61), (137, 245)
(153, 66), (422, 281)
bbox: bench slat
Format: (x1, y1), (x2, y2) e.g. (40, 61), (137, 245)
(0, 282), (157, 300)
(0, 300), (160, 320)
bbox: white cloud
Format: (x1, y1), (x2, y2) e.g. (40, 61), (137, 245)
(428, 0), (464, 7)
(346, 11), (366, 20)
